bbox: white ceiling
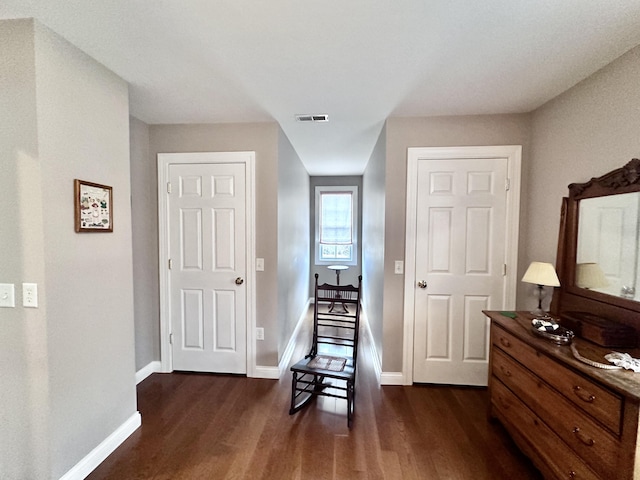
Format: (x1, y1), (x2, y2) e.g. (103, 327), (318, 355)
(2, 1), (640, 175)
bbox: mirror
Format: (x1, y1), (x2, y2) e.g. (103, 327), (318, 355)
(576, 192), (640, 300)
(551, 159), (640, 326)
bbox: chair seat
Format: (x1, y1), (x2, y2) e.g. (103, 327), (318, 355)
(290, 355), (355, 381)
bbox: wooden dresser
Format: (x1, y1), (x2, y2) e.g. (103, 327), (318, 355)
(485, 310), (640, 479)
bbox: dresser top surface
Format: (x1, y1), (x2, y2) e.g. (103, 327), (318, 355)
(485, 310), (640, 401)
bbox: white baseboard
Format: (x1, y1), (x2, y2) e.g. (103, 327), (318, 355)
(59, 411), (141, 480)
(278, 298), (312, 375)
(361, 309), (406, 385)
(135, 360), (162, 384)
(362, 309), (382, 384)
(252, 365), (281, 379)
(380, 371), (405, 385)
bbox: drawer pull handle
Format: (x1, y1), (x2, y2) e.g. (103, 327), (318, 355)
(573, 385), (595, 403)
(499, 366), (512, 377)
(572, 427), (595, 447)
(499, 337), (511, 348)
(568, 471), (576, 479)
(497, 395), (510, 410)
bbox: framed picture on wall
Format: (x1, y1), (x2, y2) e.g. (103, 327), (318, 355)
(74, 179), (113, 232)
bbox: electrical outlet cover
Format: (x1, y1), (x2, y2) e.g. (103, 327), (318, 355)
(23, 283), (38, 308)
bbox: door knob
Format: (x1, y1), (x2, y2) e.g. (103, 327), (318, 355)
(417, 280), (427, 289)
(235, 277), (244, 285)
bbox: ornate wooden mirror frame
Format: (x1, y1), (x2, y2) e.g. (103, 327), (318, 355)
(551, 158), (640, 330)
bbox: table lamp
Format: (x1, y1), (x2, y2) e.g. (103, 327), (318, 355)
(522, 261), (560, 317)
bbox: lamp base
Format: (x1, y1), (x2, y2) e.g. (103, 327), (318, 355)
(530, 308), (552, 320)
(530, 284), (550, 318)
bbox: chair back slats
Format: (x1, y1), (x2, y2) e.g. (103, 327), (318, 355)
(309, 273), (362, 361)
(315, 285), (359, 303)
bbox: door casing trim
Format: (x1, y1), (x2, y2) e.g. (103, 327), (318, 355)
(402, 146), (522, 385)
(157, 151), (256, 376)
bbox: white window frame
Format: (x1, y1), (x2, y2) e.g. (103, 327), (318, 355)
(315, 185), (358, 266)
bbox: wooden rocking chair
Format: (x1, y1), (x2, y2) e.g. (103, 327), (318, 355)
(289, 273), (362, 427)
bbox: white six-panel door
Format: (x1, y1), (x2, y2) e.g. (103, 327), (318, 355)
(158, 152), (255, 376)
(404, 146), (521, 386)
(169, 162), (247, 373)
(412, 158), (507, 385)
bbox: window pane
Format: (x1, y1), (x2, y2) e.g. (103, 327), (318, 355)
(319, 244), (352, 261)
(335, 244), (352, 259)
(320, 193), (352, 244)
(320, 244), (336, 260)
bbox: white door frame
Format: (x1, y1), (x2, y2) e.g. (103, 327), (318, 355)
(157, 151), (256, 377)
(402, 146), (521, 385)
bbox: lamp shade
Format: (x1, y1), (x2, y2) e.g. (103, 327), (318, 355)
(576, 262), (608, 289)
(522, 261), (560, 287)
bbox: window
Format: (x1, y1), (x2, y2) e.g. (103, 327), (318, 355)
(315, 186), (358, 265)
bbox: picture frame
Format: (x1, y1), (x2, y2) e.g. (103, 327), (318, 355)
(74, 179), (113, 232)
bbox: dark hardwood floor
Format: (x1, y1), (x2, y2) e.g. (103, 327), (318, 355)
(88, 321), (542, 479)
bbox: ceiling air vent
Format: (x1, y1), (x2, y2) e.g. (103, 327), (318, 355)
(295, 114), (329, 123)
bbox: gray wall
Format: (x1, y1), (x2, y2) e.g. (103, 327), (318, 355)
(130, 116), (160, 370)
(362, 124), (387, 365)
(383, 114), (532, 372)
(0, 19), (47, 480)
(277, 128), (311, 360)
(149, 122), (280, 366)
(528, 45), (640, 279)
(309, 176), (364, 292)
(1, 19), (137, 479)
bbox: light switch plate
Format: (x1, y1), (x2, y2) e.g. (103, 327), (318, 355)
(256, 258), (264, 271)
(394, 261), (404, 275)
(0, 284), (15, 308)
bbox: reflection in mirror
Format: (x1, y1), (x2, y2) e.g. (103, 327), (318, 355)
(576, 192), (640, 300)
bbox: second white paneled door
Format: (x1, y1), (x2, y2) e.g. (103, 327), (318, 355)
(404, 146), (521, 386)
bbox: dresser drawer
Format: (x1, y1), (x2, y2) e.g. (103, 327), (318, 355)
(492, 324), (623, 435)
(492, 348), (619, 478)
(492, 379), (600, 480)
